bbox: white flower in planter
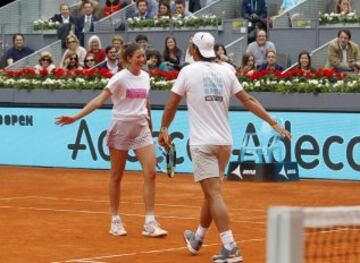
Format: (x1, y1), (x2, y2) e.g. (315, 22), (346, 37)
(101, 79), (109, 84)
(43, 78), (56, 85)
(18, 78), (30, 84)
(309, 79), (319, 85)
(4, 79), (15, 85)
(76, 78), (85, 83)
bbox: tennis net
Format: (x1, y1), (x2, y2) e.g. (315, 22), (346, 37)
(267, 206), (360, 263)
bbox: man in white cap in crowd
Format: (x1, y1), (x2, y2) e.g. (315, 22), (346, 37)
(158, 32), (291, 263)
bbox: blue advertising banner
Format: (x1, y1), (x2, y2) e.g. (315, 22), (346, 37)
(0, 107), (359, 180)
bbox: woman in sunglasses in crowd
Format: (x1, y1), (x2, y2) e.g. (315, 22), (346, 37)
(34, 51), (56, 74)
(83, 53), (97, 69)
(60, 33), (87, 67)
(62, 51), (83, 72)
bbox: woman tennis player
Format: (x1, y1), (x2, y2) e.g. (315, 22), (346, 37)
(55, 43), (167, 238)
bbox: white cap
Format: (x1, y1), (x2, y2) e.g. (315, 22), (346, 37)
(192, 32), (216, 58)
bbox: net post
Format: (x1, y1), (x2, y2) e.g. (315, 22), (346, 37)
(267, 206), (304, 263)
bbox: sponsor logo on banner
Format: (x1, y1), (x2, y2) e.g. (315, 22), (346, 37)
(66, 119), (360, 174)
(242, 169), (256, 175)
(0, 114), (33, 126)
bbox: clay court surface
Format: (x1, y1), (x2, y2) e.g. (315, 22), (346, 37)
(0, 166), (359, 263)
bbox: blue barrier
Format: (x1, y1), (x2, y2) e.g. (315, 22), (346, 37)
(0, 107), (359, 180)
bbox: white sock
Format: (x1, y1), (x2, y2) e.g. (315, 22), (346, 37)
(112, 214), (121, 222)
(195, 225), (208, 240)
(145, 213), (155, 224)
(220, 230), (236, 250)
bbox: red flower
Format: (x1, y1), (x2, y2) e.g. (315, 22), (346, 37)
(322, 68), (335, 78)
(53, 68), (65, 78)
(83, 69), (96, 77)
(39, 69), (48, 77)
(98, 68), (113, 78)
(73, 69), (84, 76)
(151, 69), (179, 80)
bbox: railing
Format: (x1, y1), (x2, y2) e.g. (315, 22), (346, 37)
(272, 0), (332, 28)
(94, 3), (136, 32)
(6, 40), (63, 70)
(194, 0), (241, 19)
(225, 36), (247, 67)
(283, 40), (332, 72)
(310, 40), (331, 69)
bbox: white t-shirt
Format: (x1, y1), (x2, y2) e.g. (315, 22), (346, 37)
(172, 61), (243, 145)
(105, 69), (150, 122)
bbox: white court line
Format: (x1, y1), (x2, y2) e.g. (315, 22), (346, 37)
(51, 238), (264, 263)
(0, 195), (265, 212)
(0, 205), (266, 225)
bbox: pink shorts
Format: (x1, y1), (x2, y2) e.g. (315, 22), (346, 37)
(106, 119), (153, 150)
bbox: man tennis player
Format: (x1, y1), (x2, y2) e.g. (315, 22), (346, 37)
(158, 32), (291, 263)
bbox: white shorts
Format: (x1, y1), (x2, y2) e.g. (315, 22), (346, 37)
(106, 119), (153, 151)
(190, 145), (231, 182)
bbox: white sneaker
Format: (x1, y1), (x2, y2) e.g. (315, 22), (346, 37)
(142, 220), (168, 237)
(109, 219), (127, 236)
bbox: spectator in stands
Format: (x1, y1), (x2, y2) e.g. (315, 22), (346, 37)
(103, 0), (123, 17)
(75, 1), (99, 46)
(34, 51), (56, 74)
(327, 29), (360, 73)
(156, 1), (171, 18)
(214, 43), (235, 68)
(146, 0), (159, 18)
(184, 37), (195, 64)
(188, 0), (201, 13)
(97, 46), (122, 74)
(132, 0), (152, 19)
(84, 53), (97, 69)
(51, 3), (77, 25)
(87, 35), (106, 64)
(5, 34), (34, 66)
(257, 49), (284, 71)
(246, 29), (276, 67)
(136, 34), (150, 54)
(335, 0), (352, 14)
(76, 0), (101, 17)
(174, 0), (193, 18)
(146, 49), (170, 70)
(297, 50), (314, 73)
(112, 34), (124, 59)
(51, 3), (77, 24)
(241, 0), (268, 43)
(163, 36), (183, 71)
(61, 33), (87, 67)
(62, 51), (84, 72)
(51, 3), (77, 49)
(240, 53), (256, 75)
(278, 0), (304, 14)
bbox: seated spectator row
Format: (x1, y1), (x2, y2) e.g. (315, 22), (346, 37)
(6, 27), (360, 76)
